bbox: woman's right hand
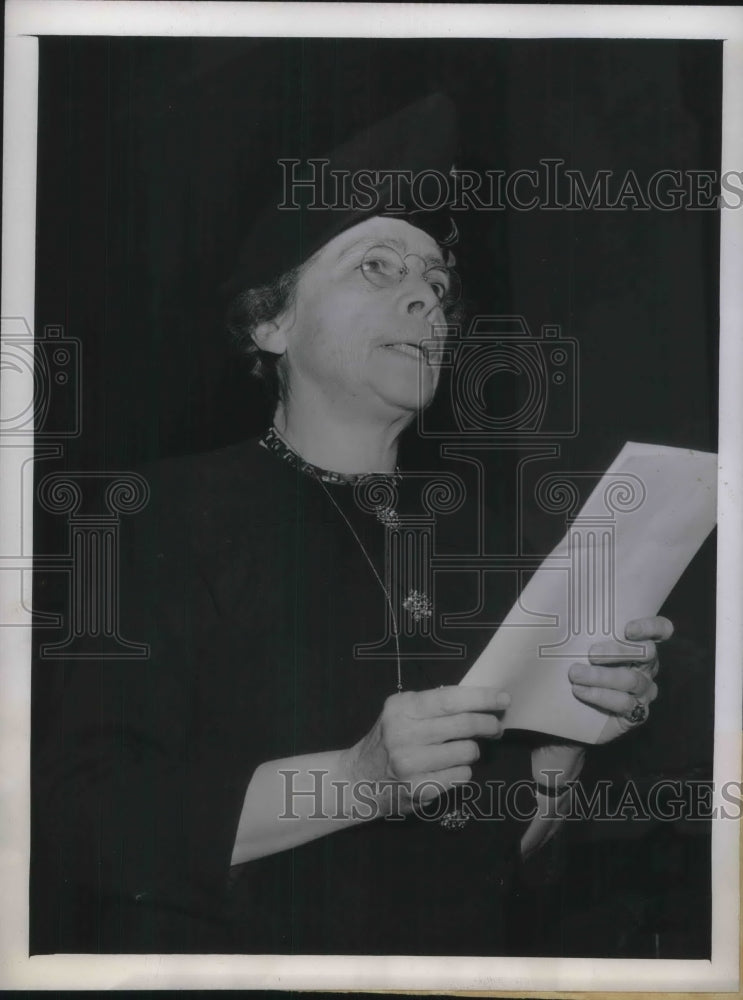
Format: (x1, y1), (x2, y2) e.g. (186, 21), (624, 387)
(339, 686), (510, 815)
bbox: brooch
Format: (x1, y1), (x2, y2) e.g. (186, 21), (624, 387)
(439, 809), (470, 831)
(402, 588), (433, 621)
(374, 505), (401, 528)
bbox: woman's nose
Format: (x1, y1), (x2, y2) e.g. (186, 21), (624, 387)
(401, 274), (441, 314)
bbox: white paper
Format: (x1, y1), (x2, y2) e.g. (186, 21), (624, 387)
(460, 442), (718, 743)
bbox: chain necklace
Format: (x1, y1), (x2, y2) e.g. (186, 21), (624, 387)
(262, 425), (471, 831)
(316, 479), (403, 693)
(264, 424), (403, 693)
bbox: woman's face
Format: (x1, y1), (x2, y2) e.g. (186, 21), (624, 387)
(270, 216), (452, 422)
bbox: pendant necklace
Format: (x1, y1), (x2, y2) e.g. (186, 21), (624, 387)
(316, 478), (403, 694)
(263, 424), (403, 693)
(262, 425), (470, 831)
(318, 483), (471, 831)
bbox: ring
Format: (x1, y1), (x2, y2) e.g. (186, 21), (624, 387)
(626, 699), (648, 725)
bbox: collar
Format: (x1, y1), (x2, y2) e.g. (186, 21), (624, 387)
(259, 425), (401, 486)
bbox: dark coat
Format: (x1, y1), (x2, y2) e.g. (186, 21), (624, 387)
(34, 438), (542, 954)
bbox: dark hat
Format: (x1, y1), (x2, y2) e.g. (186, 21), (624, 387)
(222, 92), (459, 298)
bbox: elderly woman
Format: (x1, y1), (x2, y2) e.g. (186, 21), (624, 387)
(36, 96), (669, 955)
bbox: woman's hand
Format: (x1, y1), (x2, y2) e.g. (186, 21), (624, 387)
(569, 615), (674, 744)
(340, 686), (510, 814)
(232, 686), (508, 864)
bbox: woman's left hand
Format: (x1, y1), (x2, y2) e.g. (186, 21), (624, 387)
(568, 616), (674, 744)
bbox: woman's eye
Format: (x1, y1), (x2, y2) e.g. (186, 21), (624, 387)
(361, 258), (386, 274)
(426, 273), (449, 300)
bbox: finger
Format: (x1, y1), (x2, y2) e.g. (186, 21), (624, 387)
(624, 616), (674, 642)
(412, 766), (473, 803)
(569, 662), (654, 696)
(417, 711), (503, 744)
(411, 686), (511, 719)
(571, 683), (642, 716)
(390, 739), (481, 779)
(586, 640), (657, 668)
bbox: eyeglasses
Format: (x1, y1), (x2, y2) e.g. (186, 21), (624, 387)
(358, 244), (461, 308)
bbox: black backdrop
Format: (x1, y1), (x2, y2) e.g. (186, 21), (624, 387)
(32, 37), (720, 958)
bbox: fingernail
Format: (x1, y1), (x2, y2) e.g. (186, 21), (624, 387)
(496, 692), (511, 708)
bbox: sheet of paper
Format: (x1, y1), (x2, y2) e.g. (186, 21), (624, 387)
(460, 442), (718, 743)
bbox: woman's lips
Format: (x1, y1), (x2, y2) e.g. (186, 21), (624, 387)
(383, 342), (426, 361)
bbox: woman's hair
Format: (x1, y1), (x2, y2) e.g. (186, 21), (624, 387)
(226, 259), (467, 407)
(225, 266), (302, 405)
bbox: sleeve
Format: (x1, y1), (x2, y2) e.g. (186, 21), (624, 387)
(33, 465), (256, 953)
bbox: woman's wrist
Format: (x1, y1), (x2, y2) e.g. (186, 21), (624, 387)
(231, 749), (369, 866)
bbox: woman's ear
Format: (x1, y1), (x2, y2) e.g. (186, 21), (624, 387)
(252, 318), (287, 356)
(252, 301), (297, 356)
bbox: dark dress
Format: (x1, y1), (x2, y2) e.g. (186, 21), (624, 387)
(34, 436), (541, 954)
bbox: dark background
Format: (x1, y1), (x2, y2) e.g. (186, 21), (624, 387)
(32, 37), (720, 958)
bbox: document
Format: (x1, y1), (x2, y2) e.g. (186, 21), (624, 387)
(460, 442), (718, 743)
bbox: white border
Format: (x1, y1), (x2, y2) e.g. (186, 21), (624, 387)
(3, 1), (743, 40)
(2, 2), (742, 992)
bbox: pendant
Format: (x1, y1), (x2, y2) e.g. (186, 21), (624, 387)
(374, 505), (400, 528)
(402, 588), (433, 621)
